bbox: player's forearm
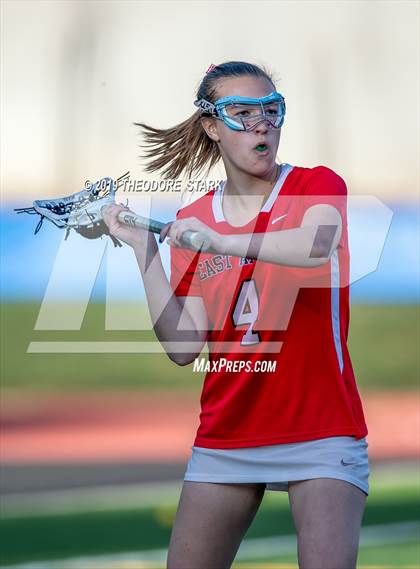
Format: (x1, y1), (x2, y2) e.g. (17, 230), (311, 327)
(219, 225), (335, 267)
(132, 236), (205, 364)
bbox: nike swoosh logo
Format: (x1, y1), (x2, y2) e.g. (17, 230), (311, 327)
(341, 458), (357, 466)
(271, 214), (288, 224)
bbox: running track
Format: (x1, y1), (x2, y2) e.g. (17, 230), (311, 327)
(1, 390), (418, 465)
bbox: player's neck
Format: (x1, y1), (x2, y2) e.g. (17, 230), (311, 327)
(220, 163), (281, 223)
(223, 163), (281, 202)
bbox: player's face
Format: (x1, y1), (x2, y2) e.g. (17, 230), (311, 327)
(203, 75), (281, 178)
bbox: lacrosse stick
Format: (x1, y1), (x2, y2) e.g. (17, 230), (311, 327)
(14, 177), (211, 251)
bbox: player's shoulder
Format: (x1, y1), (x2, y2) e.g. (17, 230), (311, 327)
(310, 164), (346, 186)
(297, 164), (347, 196)
(311, 164), (345, 180)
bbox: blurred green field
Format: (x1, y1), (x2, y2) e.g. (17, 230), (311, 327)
(0, 467), (419, 567)
(0, 303), (418, 391)
(258, 542), (420, 567)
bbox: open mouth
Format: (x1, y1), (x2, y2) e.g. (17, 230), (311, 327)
(255, 143), (268, 152)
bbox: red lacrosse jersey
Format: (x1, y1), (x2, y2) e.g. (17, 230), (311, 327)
(170, 163), (368, 448)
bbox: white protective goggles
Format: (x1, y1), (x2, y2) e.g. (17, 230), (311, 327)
(194, 91), (286, 132)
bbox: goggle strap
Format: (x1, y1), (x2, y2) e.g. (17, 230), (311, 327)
(194, 98), (217, 116)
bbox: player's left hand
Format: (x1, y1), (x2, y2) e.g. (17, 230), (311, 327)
(159, 216), (223, 253)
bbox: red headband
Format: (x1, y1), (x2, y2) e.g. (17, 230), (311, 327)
(206, 64), (216, 74)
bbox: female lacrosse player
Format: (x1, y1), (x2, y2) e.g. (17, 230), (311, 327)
(103, 61), (369, 569)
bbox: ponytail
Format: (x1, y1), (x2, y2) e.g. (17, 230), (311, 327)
(134, 111), (219, 180)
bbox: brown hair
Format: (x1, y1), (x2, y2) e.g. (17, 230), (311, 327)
(134, 61), (276, 180)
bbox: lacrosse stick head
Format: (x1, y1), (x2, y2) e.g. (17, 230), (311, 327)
(15, 178), (123, 246)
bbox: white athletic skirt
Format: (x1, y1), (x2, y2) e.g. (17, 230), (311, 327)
(184, 436), (370, 496)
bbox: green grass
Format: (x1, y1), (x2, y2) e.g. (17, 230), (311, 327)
(0, 469), (418, 566)
(356, 542), (419, 566)
(244, 542), (420, 569)
(348, 305), (420, 391)
(1, 303), (418, 391)
(0, 302), (203, 391)
(248, 541), (420, 566)
(250, 542), (420, 566)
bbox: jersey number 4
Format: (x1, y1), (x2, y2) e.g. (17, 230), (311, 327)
(231, 279), (261, 346)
